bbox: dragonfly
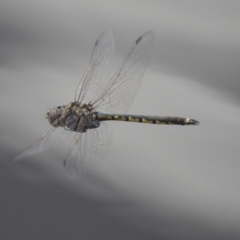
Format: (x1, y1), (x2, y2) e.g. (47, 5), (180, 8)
(15, 30), (199, 174)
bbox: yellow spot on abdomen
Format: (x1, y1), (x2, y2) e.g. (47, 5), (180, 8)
(142, 118), (153, 124)
(156, 121), (165, 124)
(129, 117), (140, 122)
(114, 115), (127, 121)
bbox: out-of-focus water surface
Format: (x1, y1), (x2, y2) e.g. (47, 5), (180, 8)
(1, 1), (240, 239)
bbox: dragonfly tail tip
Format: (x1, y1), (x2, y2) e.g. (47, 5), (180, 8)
(188, 119), (200, 125)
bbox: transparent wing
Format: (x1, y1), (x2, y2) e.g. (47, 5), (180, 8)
(63, 133), (84, 175)
(75, 30), (114, 103)
(64, 122), (112, 176)
(90, 31), (155, 114)
(14, 126), (71, 162)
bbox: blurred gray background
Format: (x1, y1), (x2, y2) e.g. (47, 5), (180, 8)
(1, 0), (240, 239)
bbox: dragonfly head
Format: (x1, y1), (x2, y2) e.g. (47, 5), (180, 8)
(45, 106), (64, 127)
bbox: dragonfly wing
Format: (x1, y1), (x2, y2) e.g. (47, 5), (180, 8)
(82, 122), (113, 171)
(75, 30), (114, 103)
(14, 126), (71, 162)
(63, 132), (84, 175)
(91, 31), (155, 114)
(64, 122), (112, 176)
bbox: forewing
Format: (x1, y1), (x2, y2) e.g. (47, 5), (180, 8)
(75, 30), (114, 103)
(64, 122), (112, 176)
(14, 126), (71, 161)
(91, 31), (155, 114)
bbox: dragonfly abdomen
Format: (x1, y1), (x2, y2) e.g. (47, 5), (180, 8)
(94, 113), (199, 125)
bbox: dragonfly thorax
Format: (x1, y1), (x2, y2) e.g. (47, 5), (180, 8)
(46, 102), (100, 132)
(63, 102), (100, 132)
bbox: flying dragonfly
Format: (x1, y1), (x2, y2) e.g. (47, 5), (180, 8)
(15, 30), (199, 174)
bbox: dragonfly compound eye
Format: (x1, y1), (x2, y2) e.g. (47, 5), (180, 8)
(46, 109), (59, 127)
